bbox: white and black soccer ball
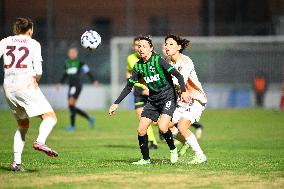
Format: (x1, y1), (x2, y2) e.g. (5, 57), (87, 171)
(80, 30), (101, 51)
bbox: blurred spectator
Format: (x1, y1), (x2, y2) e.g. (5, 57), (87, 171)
(253, 72), (268, 107)
(279, 66), (284, 110)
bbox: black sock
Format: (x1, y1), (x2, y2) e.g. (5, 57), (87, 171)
(69, 105), (76, 126)
(192, 122), (203, 129)
(75, 107), (89, 119)
(162, 129), (176, 150)
(138, 135), (150, 160)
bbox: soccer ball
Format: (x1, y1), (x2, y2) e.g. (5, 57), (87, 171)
(80, 30), (101, 51)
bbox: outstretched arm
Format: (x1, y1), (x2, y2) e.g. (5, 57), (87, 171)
(81, 63), (97, 83)
(109, 69), (140, 115)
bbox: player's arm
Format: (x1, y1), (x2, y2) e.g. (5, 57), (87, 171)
(32, 42), (43, 82)
(58, 65), (67, 84)
(56, 63), (67, 90)
(109, 69), (139, 115)
(0, 39), (5, 57)
(159, 57), (191, 103)
(59, 73), (67, 84)
(81, 62), (98, 84)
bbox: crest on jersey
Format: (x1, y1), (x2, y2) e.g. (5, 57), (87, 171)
(150, 66), (155, 73)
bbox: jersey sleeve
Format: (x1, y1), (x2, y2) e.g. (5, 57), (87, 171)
(128, 66), (140, 85)
(32, 41), (43, 75)
(80, 62), (90, 73)
(159, 57), (186, 92)
(80, 62), (96, 82)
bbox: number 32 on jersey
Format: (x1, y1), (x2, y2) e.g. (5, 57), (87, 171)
(4, 45), (29, 69)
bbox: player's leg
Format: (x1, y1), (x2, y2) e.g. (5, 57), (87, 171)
(33, 111), (59, 157)
(70, 85), (95, 129)
(177, 118), (206, 163)
(178, 102), (207, 164)
(133, 102), (159, 165)
(11, 118), (29, 171)
(192, 122), (204, 139)
(170, 106), (189, 156)
(135, 90), (158, 149)
(132, 117), (152, 165)
(147, 125), (158, 149)
(136, 107), (158, 149)
(4, 90), (29, 171)
(280, 95), (284, 110)
(66, 96), (77, 131)
(256, 92), (261, 107)
(66, 86), (77, 130)
(159, 114), (178, 163)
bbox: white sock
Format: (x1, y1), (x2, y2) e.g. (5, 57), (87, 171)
(171, 127), (179, 137)
(185, 134), (204, 156)
(36, 117), (56, 144)
(14, 128), (28, 164)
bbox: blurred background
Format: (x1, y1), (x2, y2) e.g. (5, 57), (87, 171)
(0, 0), (284, 110)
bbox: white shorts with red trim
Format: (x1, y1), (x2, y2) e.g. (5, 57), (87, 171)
(5, 87), (54, 120)
(172, 100), (205, 124)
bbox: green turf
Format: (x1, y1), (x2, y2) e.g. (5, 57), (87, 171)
(0, 109), (283, 188)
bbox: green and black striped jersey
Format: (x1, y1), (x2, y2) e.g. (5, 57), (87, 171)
(114, 53), (186, 104)
(130, 54), (175, 93)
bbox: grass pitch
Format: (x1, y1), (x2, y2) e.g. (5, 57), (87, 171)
(0, 109), (283, 188)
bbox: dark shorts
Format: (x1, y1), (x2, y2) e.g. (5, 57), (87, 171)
(134, 87), (148, 109)
(68, 85), (82, 99)
(141, 89), (177, 122)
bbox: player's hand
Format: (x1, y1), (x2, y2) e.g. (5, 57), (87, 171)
(109, 104), (119, 116)
(33, 77), (39, 89)
(93, 80), (99, 87)
(180, 92), (191, 103)
(142, 88), (149, 96)
(56, 83), (61, 91)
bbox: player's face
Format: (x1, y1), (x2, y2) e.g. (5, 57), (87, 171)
(162, 44), (169, 58)
(164, 38), (181, 57)
(138, 40), (153, 59)
(133, 40), (140, 53)
(68, 48), (78, 59)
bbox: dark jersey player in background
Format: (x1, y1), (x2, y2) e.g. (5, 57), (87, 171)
(57, 47), (98, 131)
(109, 36), (191, 165)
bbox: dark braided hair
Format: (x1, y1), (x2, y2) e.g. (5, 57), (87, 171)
(165, 34), (190, 53)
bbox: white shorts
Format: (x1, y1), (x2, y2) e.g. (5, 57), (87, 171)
(5, 87), (54, 120)
(172, 100), (205, 124)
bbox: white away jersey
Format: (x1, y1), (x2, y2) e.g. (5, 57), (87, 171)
(171, 54), (207, 104)
(0, 35), (43, 92)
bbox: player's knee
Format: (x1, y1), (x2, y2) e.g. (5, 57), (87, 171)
(159, 126), (168, 134)
(42, 112), (57, 123)
(69, 105), (75, 111)
(17, 119), (30, 129)
(51, 115), (57, 124)
(177, 124), (186, 133)
(137, 127), (147, 136)
(69, 105), (76, 115)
